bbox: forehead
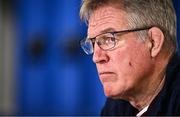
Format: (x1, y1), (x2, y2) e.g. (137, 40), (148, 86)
(88, 5), (128, 37)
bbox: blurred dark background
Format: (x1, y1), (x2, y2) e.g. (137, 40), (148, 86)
(0, 0), (180, 116)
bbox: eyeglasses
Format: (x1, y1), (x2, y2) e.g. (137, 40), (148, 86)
(80, 27), (152, 55)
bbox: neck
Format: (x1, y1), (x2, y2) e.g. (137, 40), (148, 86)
(129, 58), (168, 111)
(130, 76), (165, 111)
(128, 53), (171, 111)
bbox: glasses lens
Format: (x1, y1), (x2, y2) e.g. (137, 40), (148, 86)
(80, 39), (93, 55)
(97, 33), (115, 50)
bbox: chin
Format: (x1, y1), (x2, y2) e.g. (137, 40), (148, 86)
(104, 88), (123, 99)
(103, 82), (125, 97)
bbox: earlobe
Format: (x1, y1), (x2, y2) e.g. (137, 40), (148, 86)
(148, 27), (164, 58)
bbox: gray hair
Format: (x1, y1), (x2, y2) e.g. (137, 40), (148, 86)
(80, 0), (177, 55)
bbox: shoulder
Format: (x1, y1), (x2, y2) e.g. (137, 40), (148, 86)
(166, 53), (180, 91)
(145, 53), (180, 115)
(164, 53), (180, 115)
(101, 98), (123, 116)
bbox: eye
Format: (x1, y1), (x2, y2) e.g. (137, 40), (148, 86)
(98, 36), (115, 45)
(104, 37), (115, 44)
(97, 37), (107, 45)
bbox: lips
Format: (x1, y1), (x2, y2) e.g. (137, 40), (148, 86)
(99, 72), (116, 82)
(99, 72), (115, 75)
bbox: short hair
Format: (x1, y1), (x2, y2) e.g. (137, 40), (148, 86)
(80, 0), (177, 56)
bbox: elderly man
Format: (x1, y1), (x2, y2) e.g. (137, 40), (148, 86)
(80, 0), (180, 116)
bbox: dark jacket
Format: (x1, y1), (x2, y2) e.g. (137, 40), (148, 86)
(101, 53), (180, 116)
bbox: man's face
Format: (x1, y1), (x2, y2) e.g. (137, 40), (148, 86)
(88, 5), (154, 99)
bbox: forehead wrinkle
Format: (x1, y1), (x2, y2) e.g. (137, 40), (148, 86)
(90, 15), (124, 26)
(90, 21), (117, 30)
(88, 16), (126, 37)
(88, 21), (122, 35)
(88, 22), (115, 38)
(89, 7), (125, 23)
(88, 5), (128, 38)
(89, 6), (127, 28)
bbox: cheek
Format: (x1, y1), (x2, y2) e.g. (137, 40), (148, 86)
(103, 40), (152, 98)
(102, 49), (133, 97)
(111, 42), (151, 86)
(123, 39), (151, 70)
(112, 48), (134, 76)
(129, 44), (152, 73)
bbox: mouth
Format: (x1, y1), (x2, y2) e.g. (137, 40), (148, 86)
(99, 72), (116, 82)
(99, 72), (115, 75)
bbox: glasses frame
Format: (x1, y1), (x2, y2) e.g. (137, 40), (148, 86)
(80, 26), (152, 55)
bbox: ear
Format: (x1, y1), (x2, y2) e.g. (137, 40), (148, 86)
(148, 27), (164, 58)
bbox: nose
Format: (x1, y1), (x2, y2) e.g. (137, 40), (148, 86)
(92, 43), (109, 64)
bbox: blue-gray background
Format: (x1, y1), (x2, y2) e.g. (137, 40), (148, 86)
(1, 0), (180, 116)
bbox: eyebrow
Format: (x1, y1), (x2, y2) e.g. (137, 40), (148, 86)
(100, 28), (116, 34)
(88, 28), (116, 39)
